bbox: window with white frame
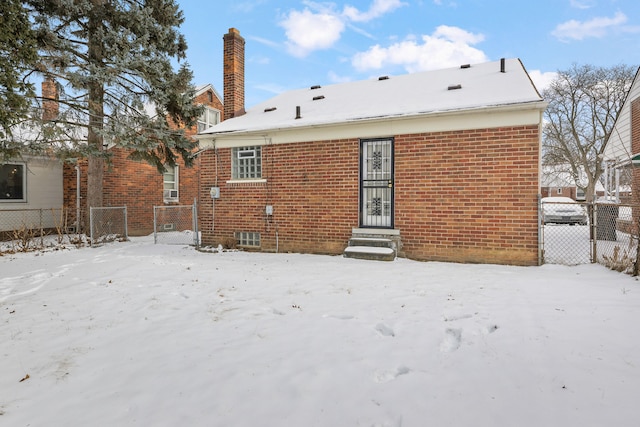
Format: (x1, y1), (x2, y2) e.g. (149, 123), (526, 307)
(197, 107), (220, 133)
(163, 165), (179, 201)
(232, 146), (262, 179)
(0, 163), (26, 202)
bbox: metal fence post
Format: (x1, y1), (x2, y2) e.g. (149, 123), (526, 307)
(193, 198), (198, 248)
(153, 206), (158, 244)
(592, 202), (597, 263)
(123, 205), (128, 241)
(89, 206), (94, 246)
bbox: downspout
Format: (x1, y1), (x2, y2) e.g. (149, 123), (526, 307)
(75, 164), (81, 234)
(213, 140), (217, 233)
(264, 136), (278, 253)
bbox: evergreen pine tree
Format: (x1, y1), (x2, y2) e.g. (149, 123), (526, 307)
(22, 0), (202, 209)
(0, 0), (38, 157)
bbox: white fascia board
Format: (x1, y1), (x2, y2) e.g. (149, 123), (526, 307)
(198, 101), (547, 149)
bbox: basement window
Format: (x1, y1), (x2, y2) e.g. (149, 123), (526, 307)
(235, 231), (260, 247)
(232, 146), (262, 179)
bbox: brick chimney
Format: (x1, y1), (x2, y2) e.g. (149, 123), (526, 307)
(42, 77), (59, 121)
(223, 28), (245, 120)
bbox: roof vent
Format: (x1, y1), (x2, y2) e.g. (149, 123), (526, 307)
(448, 84), (462, 91)
(310, 85), (321, 90)
(264, 107), (277, 112)
(460, 64), (471, 69)
(378, 76), (389, 81)
(500, 58), (506, 73)
(312, 95), (325, 101)
(295, 106), (301, 119)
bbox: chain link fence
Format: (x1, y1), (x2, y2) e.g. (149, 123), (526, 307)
(0, 207), (67, 236)
(0, 207), (85, 252)
(153, 204), (199, 247)
(541, 200), (639, 274)
(89, 206), (128, 246)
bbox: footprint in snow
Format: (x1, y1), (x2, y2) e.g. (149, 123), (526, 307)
(483, 324), (499, 334)
(322, 314), (354, 320)
(375, 323), (395, 337)
(373, 365), (411, 383)
(440, 328), (462, 353)
(443, 313), (474, 322)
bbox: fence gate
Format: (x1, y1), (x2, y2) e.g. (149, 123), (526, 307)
(541, 200), (638, 273)
(90, 206), (128, 246)
(153, 203), (199, 246)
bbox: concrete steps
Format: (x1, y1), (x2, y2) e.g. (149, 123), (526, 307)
(344, 236), (396, 261)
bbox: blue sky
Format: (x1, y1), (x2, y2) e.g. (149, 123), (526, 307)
(177, 0), (640, 108)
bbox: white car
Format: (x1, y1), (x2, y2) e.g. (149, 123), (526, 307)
(541, 196), (588, 225)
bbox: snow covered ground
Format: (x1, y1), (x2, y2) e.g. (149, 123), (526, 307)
(1, 236), (639, 426)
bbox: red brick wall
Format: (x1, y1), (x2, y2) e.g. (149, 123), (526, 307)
(199, 124), (541, 265)
(63, 148), (200, 235)
(199, 138), (360, 254)
(540, 187), (576, 199)
(63, 88), (221, 235)
(394, 126), (540, 265)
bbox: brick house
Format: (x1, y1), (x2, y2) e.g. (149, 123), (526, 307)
(196, 28), (547, 266)
(63, 83), (223, 235)
(540, 165), (608, 201)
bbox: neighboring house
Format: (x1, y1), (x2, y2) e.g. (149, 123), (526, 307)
(0, 155), (64, 233)
(62, 83), (223, 235)
(604, 66), (640, 202)
(540, 165), (606, 201)
(196, 28), (547, 266)
(1, 78), (64, 233)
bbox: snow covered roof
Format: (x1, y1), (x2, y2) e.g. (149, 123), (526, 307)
(199, 58), (544, 136)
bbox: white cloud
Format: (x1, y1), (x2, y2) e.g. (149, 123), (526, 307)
(343, 0), (407, 23)
(351, 25), (488, 73)
(231, 0), (267, 13)
(551, 11), (628, 41)
(278, 0), (406, 57)
(279, 8), (346, 57)
(249, 55), (271, 65)
(569, 0), (595, 9)
(528, 70), (558, 93)
(248, 36), (280, 49)
(254, 82), (287, 95)
(327, 71), (352, 83)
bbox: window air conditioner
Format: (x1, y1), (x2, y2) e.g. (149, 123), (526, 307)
(164, 189), (178, 199)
